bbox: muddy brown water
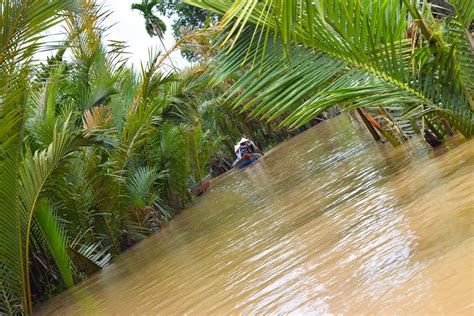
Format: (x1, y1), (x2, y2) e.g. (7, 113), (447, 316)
(38, 115), (474, 315)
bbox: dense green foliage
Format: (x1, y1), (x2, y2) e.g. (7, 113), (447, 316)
(186, 0), (473, 143)
(0, 1), (292, 314)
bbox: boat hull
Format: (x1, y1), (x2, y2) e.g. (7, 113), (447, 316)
(233, 153), (262, 169)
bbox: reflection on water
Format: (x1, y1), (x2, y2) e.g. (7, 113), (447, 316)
(38, 115), (474, 315)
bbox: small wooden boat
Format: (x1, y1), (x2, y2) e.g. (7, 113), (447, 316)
(191, 175), (211, 196)
(232, 153), (262, 169)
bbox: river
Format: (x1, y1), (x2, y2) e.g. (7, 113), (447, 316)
(38, 115), (474, 315)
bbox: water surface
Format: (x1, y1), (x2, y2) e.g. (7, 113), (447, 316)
(39, 115), (474, 315)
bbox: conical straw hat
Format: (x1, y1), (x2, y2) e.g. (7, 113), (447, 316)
(235, 137), (250, 152)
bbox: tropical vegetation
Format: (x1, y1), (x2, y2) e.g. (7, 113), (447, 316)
(186, 0), (473, 145)
(0, 1), (294, 314)
(0, 0), (472, 314)
(146, 0), (219, 60)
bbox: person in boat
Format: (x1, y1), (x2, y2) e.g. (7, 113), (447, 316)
(234, 138), (261, 159)
(233, 137), (263, 168)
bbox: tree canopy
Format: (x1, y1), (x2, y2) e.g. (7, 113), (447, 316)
(153, 0), (219, 60)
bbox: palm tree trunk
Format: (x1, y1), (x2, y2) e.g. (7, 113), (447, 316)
(151, 23), (178, 71)
(356, 108), (381, 142)
(191, 127), (205, 194)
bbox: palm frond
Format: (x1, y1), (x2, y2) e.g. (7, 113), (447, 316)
(1, 1), (75, 312)
(186, 0), (473, 136)
(127, 166), (165, 208)
(34, 198), (74, 288)
(0, 0), (74, 67)
(68, 242), (111, 275)
(0, 76), (26, 315)
(19, 117), (97, 311)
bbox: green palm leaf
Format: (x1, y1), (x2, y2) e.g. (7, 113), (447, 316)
(68, 241), (111, 276)
(35, 199), (74, 288)
(0, 76), (26, 314)
(19, 117), (96, 313)
(186, 0), (473, 136)
(0, 1), (75, 313)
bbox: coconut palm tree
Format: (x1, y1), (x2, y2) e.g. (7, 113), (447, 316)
(132, 0), (178, 70)
(185, 0), (474, 143)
